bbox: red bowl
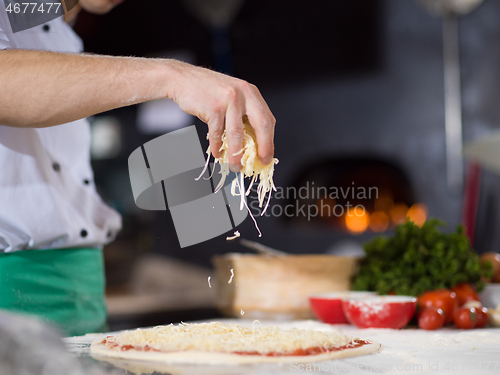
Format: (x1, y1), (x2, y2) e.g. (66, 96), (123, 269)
(342, 295), (417, 329)
(309, 292), (376, 324)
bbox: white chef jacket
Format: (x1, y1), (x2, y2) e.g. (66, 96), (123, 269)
(0, 6), (122, 252)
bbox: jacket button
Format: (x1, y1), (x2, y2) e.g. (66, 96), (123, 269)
(43, 24), (50, 32)
(52, 162), (60, 172)
(80, 229), (88, 238)
(83, 179), (90, 185)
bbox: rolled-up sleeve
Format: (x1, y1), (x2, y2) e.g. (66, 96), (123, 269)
(0, 3), (13, 50)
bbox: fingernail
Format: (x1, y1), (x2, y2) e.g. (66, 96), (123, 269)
(230, 164), (240, 173)
(262, 157), (272, 165)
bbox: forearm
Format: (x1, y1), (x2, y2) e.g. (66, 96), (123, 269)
(0, 50), (174, 127)
(0, 49), (276, 165)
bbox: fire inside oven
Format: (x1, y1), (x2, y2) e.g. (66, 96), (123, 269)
(282, 157), (428, 234)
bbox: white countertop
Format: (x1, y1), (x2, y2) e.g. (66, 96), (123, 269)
(64, 319), (500, 375)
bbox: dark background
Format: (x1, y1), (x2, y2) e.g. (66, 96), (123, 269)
(76, 0), (381, 85)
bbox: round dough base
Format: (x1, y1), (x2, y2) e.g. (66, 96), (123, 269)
(90, 337), (381, 365)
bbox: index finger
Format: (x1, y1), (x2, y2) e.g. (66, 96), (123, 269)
(208, 114), (224, 159)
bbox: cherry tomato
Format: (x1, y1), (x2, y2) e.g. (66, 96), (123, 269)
(475, 307), (489, 328)
(451, 283), (480, 306)
(419, 289), (459, 324)
(453, 307), (476, 329)
(418, 307), (445, 330)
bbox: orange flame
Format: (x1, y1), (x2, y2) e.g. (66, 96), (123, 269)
(407, 203), (428, 227)
(339, 198), (427, 234)
(345, 207), (369, 234)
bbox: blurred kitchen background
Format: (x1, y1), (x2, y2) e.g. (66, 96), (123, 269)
(72, 0), (500, 329)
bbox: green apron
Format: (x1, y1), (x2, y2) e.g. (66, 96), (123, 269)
(0, 247), (107, 337)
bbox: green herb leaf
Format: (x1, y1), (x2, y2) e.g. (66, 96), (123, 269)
(351, 219), (493, 296)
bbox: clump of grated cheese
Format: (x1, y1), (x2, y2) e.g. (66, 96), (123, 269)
(196, 117), (279, 236)
(103, 322), (356, 355)
(226, 231), (240, 241)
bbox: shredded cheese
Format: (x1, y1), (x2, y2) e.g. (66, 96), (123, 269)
(196, 117), (279, 236)
(252, 320), (262, 335)
(102, 322), (357, 355)
(207, 276), (211, 288)
(226, 231), (240, 241)
(228, 268), (234, 284)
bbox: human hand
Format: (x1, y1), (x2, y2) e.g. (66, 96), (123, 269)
(165, 60), (275, 171)
(78, 0), (123, 14)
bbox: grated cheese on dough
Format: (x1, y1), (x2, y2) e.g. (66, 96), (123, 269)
(101, 322), (357, 355)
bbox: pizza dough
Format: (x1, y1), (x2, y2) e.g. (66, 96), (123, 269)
(90, 321), (380, 365)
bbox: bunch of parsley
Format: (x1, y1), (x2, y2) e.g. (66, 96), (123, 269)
(351, 219), (492, 296)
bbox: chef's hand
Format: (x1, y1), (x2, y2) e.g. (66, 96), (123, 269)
(165, 60), (276, 170)
(77, 0), (123, 14)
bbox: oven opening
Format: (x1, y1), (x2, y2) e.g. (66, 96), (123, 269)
(282, 157), (427, 234)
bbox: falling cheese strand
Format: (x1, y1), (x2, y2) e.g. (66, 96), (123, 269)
(196, 117), (279, 236)
(232, 171), (262, 237)
(226, 231), (241, 241)
(101, 322), (358, 355)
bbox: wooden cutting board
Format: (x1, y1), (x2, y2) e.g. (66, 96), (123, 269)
(212, 253), (359, 319)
